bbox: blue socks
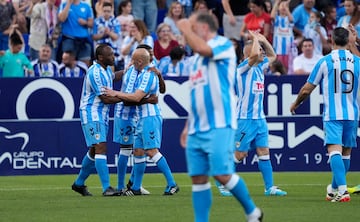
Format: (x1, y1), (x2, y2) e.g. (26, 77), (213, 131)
(331, 155), (350, 189)
(151, 152), (176, 186)
(330, 152), (347, 189)
(192, 183), (212, 222)
(258, 155), (273, 190)
(132, 155), (146, 191)
(224, 174), (256, 214)
(75, 152), (95, 186)
(117, 148), (132, 190)
(95, 154), (110, 192)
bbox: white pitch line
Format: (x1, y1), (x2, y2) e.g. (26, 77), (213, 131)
(0, 183), (326, 191)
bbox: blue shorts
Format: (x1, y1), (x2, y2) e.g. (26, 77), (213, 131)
(81, 122), (108, 147)
(186, 128), (235, 177)
(234, 119), (268, 152)
(113, 117), (136, 145)
(62, 36), (91, 61)
(323, 120), (358, 148)
(134, 116), (162, 149)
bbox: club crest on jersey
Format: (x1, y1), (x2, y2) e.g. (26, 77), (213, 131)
(235, 141), (241, 148)
(95, 134), (100, 140)
(123, 136), (129, 142)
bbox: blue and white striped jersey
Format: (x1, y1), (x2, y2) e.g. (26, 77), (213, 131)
(308, 49), (360, 121)
(135, 66), (161, 118)
(114, 65), (138, 120)
(158, 56), (189, 76)
(235, 57), (269, 120)
(187, 35), (237, 135)
(30, 60), (60, 77)
(59, 61), (88, 77)
(273, 16), (294, 55)
(79, 62), (114, 125)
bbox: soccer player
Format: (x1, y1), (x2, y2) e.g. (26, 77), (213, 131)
(290, 27), (360, 202)
(233, 31), (287, 197)
(104, 48), (179, 196)
(178, 12), (263, 222)
(71, 44), (122, 197)
(114, 44), (164, 195)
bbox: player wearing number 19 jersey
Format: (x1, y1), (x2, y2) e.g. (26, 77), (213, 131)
(291, 27), (360, 202)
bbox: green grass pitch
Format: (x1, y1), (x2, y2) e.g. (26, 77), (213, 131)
(0, 172), (359, 222)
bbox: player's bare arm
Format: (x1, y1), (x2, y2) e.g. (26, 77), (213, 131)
(290, 82), (316, 114)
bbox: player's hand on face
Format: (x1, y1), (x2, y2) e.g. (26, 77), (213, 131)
(177, 18), (191, 32)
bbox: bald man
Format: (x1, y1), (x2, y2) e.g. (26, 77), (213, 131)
(104, 48), (179, 196)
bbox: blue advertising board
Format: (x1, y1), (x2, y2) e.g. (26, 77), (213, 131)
(0, 76), (359, 175)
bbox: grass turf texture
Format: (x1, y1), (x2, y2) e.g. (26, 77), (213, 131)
(0, 172), (359, 222)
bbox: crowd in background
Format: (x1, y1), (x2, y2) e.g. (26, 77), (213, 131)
(0, 0), (355, 77)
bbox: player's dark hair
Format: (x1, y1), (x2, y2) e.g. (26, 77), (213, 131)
(95, 44), (110, 60)
(332, 27), (349, 46)
(170, 46), (186, 60)
(196, 12), (218, 32)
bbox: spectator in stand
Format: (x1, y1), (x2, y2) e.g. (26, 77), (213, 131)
(178, 0), (193, 18)
(154, 23), (179, 60)
(0, 0), (17, 51)
(27, 0), (59, 61)
(271, 0), (294, 73)
(164, 1), (186, 45)
(240, 0), (272, 43)
(230, 38), (244, 65)
(95, 0), (114, 17)
(193, 0), (209, 13)
(268, 58), (287, 76)
(321, 4), (337, 54)
(116, 0), (133, 38)
(92, 2), (121, 70)
(0, 28), (33, 77)
(115, 0), (133, 69)
(59, 50), (88, 77)
(121, 19), (154, 68)
(337, 0), (360, 39)
(158, 46), (189, 76)
(222, 0), (250, 41)
(58, 0), (94, 67)
(131, 0), (157, 33)
(303, 11), (329, 55)
(264, 0), (273, 12)
(12, 0), (31, 33)
(292, 38), (322, 75)
(30, 44), (59, 77)
(292, 0), (316, 41)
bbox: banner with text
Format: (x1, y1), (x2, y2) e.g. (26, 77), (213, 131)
(0, 76), (359, 175)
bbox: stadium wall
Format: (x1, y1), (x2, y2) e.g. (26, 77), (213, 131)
(1, 76), (360, 175)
